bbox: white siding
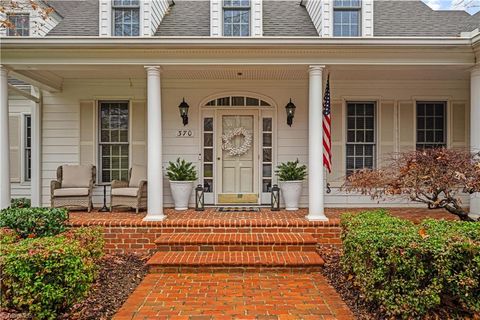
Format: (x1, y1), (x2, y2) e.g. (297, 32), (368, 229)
(305, 0), (330, 37)
(8, 94), (34, 199)
(36, 74), (470, 209)
(149, 0), (170, 35)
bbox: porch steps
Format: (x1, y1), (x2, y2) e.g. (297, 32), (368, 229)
(154, 233), (318, 252)
(148, 231), (324, 272)
(147, 251), (324, 273)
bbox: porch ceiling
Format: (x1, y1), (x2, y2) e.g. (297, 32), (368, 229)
(6, 65), (471, 87)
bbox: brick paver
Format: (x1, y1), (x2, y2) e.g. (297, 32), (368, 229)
(113, 272), (354, 320)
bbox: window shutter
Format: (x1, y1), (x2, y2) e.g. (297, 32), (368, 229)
(80, 100), (95, 166)
(398, 101), (415, 152)
(379, 101), (396, 164)
(450, 101), (468, 148)
(328, 100), (344, 187)
(9, 115), (21, 182)
(131, 100), (147, 166)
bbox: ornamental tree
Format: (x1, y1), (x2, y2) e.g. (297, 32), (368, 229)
(343, 148), (480, 222)
(1, 1), (53, 33)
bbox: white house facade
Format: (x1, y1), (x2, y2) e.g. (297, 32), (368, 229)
(1, 0), (480, 221)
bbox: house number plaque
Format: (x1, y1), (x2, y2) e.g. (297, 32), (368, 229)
(176, 130), (193, 137)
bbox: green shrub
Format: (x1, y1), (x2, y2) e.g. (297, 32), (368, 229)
(341, 210), (480, 318)
(0, 228), (19, 246)
(10, 198), (31, 208)
(1, 228), (104, 320)
(0, 207), (68, 238)
(275, 160), (307, 181)
(64, 227), (105, 260)
(166, 157), (198, 181)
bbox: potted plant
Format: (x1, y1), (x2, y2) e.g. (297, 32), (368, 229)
(166, 158), (198, 210)
(275, 160), (307, 211)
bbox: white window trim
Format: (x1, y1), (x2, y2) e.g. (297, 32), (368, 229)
(210, 0), (262, 37)
(20, 112), (32, 185)
(96, 100), (132, 184)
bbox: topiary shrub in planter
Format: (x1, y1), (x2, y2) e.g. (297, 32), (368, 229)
(341, 210), (480, 318)
(0, 207), (68, 238)
(0, 227), (104, 320)
(275, 160), (307, 210)
(166, 158), (198, 210)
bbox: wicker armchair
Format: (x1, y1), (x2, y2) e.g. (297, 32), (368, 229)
(51, 165), (96, 212)
(111, 165), (147, 213)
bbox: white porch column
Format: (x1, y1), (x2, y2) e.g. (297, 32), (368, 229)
(306, 65), (328, 221)
(0, 65), (11, 209)
(470, 67), (480, 218)
(143, 66), (165, 221)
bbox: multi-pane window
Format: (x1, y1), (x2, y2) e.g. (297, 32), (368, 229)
(262, 118), (273, 193)
(203, 117), (214, 193)
(223, 0), (250, 36)
(346, 102), (376, 175)
(99, 102), (129, 183)
(113, 0), (140, 36)
(24, 115), (31, 181)
(7, 13), (30, 36)
(333, 0), (361, 37)
(416, 102), (446, 149)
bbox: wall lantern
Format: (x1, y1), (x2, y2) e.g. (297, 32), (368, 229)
(285, 99), (296, 127)
(195, 184), (205, 211)
(178, 98), (190, 126)
(271, 184), (280, 211)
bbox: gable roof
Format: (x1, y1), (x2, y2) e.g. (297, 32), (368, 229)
(42, 0), (480, 38)
(263, 1), (318, 36)
(156, 1), (210, 36)
(374, 1), (479, 37)
(47, 0), (99, 36)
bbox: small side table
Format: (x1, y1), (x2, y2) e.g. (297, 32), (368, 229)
(98, 183), (111, 212)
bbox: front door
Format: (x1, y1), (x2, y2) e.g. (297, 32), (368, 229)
(216, 110), (258, 204)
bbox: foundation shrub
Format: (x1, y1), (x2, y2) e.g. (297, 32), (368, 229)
(0, 227), (104, 320)
(0, 207), (68, 238)
(341, 210), (480, 318)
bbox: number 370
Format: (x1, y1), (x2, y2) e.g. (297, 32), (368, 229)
(176, 130), (193, 137)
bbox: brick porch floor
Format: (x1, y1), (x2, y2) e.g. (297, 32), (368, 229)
(113, 272), (354, 320)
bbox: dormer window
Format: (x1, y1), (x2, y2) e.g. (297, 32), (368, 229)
(7, 13), (30, 36)
(223, 0), (250, 37)
(333, 0), (361, 37)
(112, 0), (140, 36)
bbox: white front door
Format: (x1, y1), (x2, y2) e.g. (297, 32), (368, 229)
(216, 110), (258, 204)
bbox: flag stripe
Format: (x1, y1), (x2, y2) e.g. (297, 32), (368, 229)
(323, 74), (332, 173)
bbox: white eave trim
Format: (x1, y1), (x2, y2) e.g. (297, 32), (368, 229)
(0, 36), (474, 49)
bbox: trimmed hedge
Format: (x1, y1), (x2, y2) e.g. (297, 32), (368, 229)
(0, 207), (68, 238)
(341, 210), (480, 318)
(1, 227), (104, 320)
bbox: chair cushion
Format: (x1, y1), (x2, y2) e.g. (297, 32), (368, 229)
(54, 188), (89, 197)
(111, 187), (139, 197)
(62, 165), (93, 188)
(129, 165), (147, 187)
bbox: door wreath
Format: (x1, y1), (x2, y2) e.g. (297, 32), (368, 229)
(221, 127), (252, 156)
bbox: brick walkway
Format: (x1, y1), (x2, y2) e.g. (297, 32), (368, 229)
(113, 272), (354, 320)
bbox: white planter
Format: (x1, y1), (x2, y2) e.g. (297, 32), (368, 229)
(169, 181), (194, 211)
(280, 180), (303, 211)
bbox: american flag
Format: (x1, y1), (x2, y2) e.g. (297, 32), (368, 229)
(323, 74), (332, 173)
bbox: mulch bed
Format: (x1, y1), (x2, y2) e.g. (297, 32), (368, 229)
(1, 254), (148, 320)
(320, 247), (478, 320)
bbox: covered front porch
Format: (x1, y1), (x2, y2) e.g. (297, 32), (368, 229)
(1, 37), (479, 221)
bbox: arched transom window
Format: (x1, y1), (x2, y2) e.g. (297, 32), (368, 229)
(205, 96), (271, 107)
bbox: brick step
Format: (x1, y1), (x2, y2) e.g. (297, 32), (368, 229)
(154, 233), (318, 252)
(147, 251), (324, 273)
